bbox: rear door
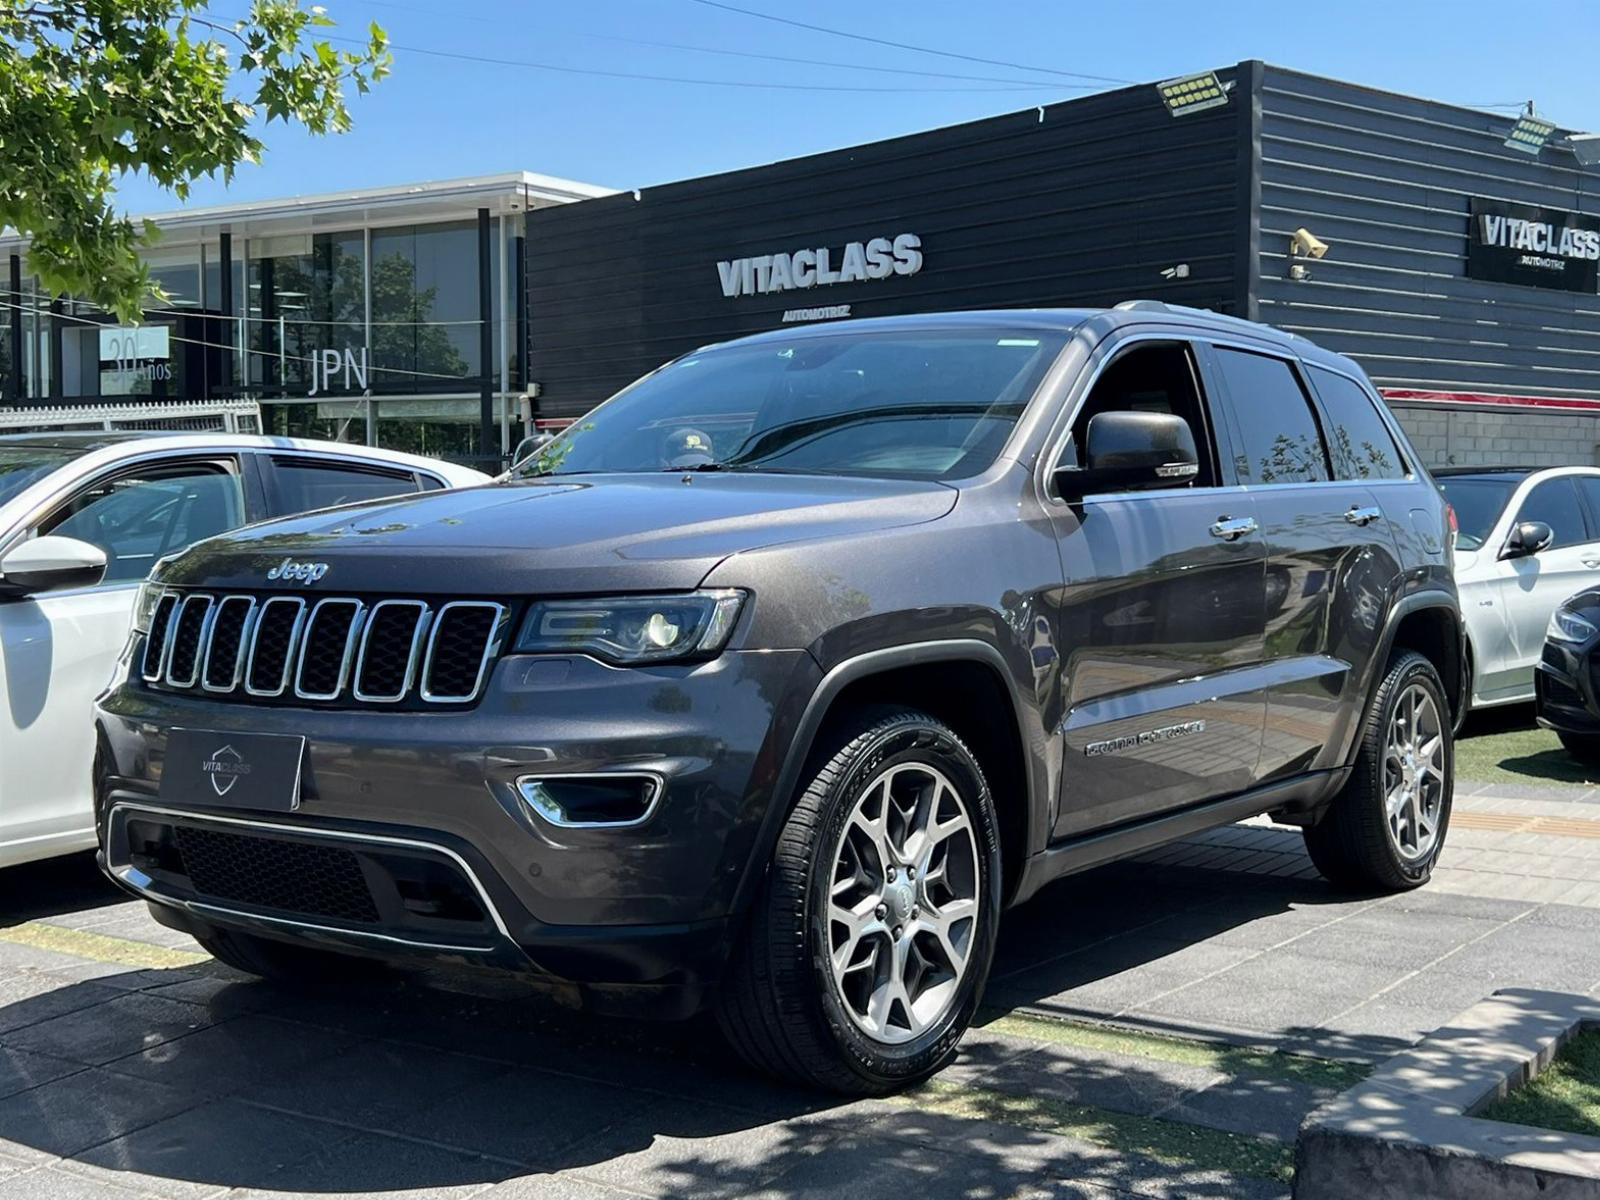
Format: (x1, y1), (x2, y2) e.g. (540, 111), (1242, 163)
(1047, 334), (1267, 838)
(1208, 346), (1401, 781)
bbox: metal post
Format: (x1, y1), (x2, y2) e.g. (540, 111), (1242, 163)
(8, 255), (23, 403)
(47, 297), (62, 399)
(363, 226), (375, 445)
(478, 208), (494, 461)
(219, 232), (233, 391)
(498, 214), (511, 454)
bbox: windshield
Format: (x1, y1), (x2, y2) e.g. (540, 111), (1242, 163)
(1438, 476), (1522, 550)
(0, 446), (86, 507)
(515, 328), (1068, 482)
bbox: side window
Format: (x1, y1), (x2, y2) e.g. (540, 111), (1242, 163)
(268, 458), (421, 514)
(1516, 478), (1588, 549)
(1574, 477), (1600, 542)
(1214, 348), (1330, 486)
(1308, 366), (1408, 481)
(41, 462), (246, 584)
(1058, 341), (1218, 487)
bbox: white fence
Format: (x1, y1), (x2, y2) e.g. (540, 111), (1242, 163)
(0, 400), (262, 435)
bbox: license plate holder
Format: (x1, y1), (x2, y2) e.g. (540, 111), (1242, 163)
(160, 728), (307, 813)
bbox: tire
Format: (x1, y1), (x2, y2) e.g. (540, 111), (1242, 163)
(1558, 732), (1600, 766)
(197, 927), (391, 984)
(717, 707), (1003, 1095)
(1304, 651), (1453, 892)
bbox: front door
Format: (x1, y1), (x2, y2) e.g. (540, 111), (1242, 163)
(0, 459), (247, 866)
(1046, 338), (1267, 839)
(1497, 476), (1599, 690)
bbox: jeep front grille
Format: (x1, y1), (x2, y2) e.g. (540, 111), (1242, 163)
(142, 590), (508, 707)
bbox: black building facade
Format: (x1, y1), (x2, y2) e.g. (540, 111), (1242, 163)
(528, 62), (1600, 467)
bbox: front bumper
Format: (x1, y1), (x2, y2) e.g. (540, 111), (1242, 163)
(1534, 637), (1600, 736)
(95, 647), (819, 1010)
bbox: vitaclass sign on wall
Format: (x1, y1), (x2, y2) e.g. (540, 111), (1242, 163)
(1468, 198), (1600, 293)
(716, 233), (923, 298)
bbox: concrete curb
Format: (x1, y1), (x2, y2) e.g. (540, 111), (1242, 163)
(1294, 989), (1600, 1198)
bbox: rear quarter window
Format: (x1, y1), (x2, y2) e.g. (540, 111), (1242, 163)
(1308, 366), (1409, 481)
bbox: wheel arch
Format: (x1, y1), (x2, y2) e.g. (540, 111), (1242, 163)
(732, 640), (1043, 920)
(1366, 592), (1466, 744)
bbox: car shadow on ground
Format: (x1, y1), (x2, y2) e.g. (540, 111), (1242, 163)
(0, 850), (125, 925)
(0, 946), (1278, 1197)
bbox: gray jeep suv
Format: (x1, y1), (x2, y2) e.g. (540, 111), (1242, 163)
(94, 304), (1462, 1094)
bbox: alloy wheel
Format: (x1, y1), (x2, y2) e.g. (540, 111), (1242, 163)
(1384, 682), (1445, 862)
(825, 762), (980, 1045)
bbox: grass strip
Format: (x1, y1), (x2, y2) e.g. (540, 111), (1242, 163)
(985, 1011), (1369, 1091)
(0, 920), (209, 970)
(904, 1078), (1294, 1183)
(1480, 1029), (1600, 1137)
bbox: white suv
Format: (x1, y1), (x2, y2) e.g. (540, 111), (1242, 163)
(0, 433), (487, 869)
(1436, 466), (1600, 711)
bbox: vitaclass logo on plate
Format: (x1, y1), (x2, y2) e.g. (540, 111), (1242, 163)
(202, 744), (251, 797)
(266, 558), (329, 584)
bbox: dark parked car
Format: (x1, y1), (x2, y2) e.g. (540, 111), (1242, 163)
(94, 304), (1463, 1094)
(1535, 588), (1600, 763)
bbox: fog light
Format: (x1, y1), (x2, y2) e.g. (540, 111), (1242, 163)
(517, 774), (662, 828)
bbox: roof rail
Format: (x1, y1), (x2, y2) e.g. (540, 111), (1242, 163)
(1113, 299), (1300, 340)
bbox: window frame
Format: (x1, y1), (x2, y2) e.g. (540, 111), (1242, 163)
(1303, 363), (1414, 483)
(1202, 342), (1335, 489)
(259, 451), (424, 518)
(1510, 474), (1595, 552)
(1036, 328), (1244, 506)
(29, 454), (246, 590)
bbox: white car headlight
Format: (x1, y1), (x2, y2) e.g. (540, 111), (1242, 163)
(1548, 608), (1598, 644)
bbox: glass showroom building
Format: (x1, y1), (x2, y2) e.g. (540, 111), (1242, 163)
(0, 172), (610, 462)
(9, 61), (1600, 468)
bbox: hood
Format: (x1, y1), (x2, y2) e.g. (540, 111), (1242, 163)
(161, 473), (957, 595)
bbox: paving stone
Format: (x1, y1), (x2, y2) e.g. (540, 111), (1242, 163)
(1156, 1072), (1333, 1143)
(0, 992), (214, 1067)
(551, 1099), (855, 1199)
(0, 1065), (203, 1160)
(0, 973), (122, 1037)
(974, 1038), (1222, 1120)
(62, 1098), (350, 1199)
(388, 1068), (656, 1167)
(0, 1165), (158, 1199)
(104, 1013), (354, 1097)
(0, 1048), (80, 1101)
(232, 1129), (513, 1199)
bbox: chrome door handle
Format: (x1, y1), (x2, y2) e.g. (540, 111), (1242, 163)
(1345, 505), (1382, 526)
(1584, 557), (1600, 569)
(1210, 515), (1258, 541)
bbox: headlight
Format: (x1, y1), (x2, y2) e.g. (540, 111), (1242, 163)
(132, 579), (167, 634)
(514, 590), (745, 664)
(1549, 608), (1598, 644)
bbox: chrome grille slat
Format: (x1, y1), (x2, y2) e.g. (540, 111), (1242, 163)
(294, 599), (365, 701)
(353, 600), (430, 703)
(141, 593), (180, 683)
(420, 602), (507, 703)
(141, 590), (502, 706)
(164, 595), (214, 688)
(244, 597), (307, 698)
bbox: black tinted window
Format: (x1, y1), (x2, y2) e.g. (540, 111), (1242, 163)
(1215, 349), (1328, 485)
(270, 459), (420, 513)
(1437, 475), (1520, 550)
(1309, 367), (1407, 481)
(1517, 478), (1588, 549)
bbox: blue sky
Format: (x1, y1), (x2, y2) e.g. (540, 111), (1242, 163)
(117, 0), (1600, 213)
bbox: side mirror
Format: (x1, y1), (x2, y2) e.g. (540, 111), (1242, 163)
(1503, 520), (1555, 559)
(0, 536), (107, 595)
(1055, 411), (1199, 498)
(510, 432), (555, 468)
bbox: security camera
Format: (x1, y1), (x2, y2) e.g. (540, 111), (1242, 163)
(1290, 228), (1329, 260)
